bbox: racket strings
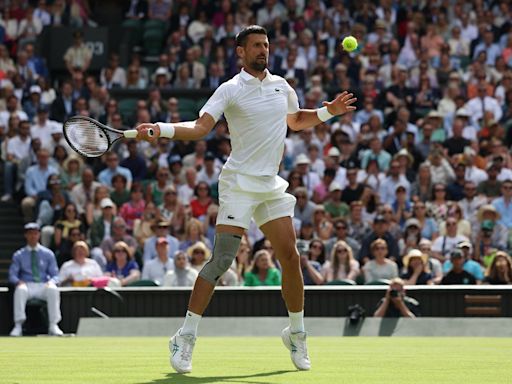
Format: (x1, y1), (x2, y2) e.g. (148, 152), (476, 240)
(65, 119), (117, 157)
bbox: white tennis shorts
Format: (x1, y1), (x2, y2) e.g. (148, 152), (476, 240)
(217, 169), (296, 229)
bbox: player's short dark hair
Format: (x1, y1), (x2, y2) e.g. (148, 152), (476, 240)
(236, 25), (267, 47)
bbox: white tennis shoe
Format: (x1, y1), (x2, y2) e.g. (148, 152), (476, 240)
(281, 326), (311, 370)
(169, 328), (196, 373)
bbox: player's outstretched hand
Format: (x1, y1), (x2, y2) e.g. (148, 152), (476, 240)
(135, 123), (160, 142)
(322, 91), (357, 116)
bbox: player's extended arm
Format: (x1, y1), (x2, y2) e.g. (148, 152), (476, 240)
(287, 91), (357, 132)
(134, 112), (216, 142)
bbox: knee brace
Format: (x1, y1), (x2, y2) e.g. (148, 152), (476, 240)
(199, 233), (242, 284)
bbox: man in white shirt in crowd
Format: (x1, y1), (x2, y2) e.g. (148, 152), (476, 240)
(2, 119), (31, 202)
(30, 106), (62, 151)
(142, 237), (175, 285)
(143, 221), (180, 265)
(431, 217), (470, 262)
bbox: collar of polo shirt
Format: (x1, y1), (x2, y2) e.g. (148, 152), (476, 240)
(240, 68), (271, 83)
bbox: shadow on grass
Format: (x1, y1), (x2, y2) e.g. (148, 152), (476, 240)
(137, 369), (295, 384)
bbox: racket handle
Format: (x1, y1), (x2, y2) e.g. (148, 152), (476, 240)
(123, 129), (154, 138)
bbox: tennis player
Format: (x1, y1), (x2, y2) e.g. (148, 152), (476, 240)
(135, 25), (356, 373)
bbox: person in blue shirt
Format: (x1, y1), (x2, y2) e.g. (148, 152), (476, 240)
(442, 241), (484, 282)
(105, 241), (140, 286)
(98, 152), (133, 190)
(8, 222), (63, 337)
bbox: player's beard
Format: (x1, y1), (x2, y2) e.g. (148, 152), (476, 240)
(248, 56), (267, 72)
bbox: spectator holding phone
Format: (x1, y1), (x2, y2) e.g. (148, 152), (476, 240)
(373, 277), (420, 318)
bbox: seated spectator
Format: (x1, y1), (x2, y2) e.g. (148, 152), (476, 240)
(400, 249), (433, 285)
(418, 238), (443, 285)
(89, 198), (117, 248)
(398, 218), (423, 258)
(438, 202), (471, 239)
(8, 223), (63, 336)
(86, 185), (112, 226)
(110, 174), (130, 208)
(119, 183), (145, 232)
(133, 202), (157, 247)
(483, 251), (512, 285)
(70, 167), (101, 219)
(189, 181), (212, 220)
(324, 182), (349, 219)
(98, 152), (132, 189)
(157, 185), (186, 236)
(143, 220), (180, 265)
(300, 243), (324, 286)
(187, 241), (211, 273)
(477, 163), (502, 199)
(179, 218), (212, 251)
(141, 237), (175, 285)
(53, 202), (83, 250)
(322, 240), (360, 283)
(362, 239), (399, 283)
(294, 187), (316, 224)
(163, 251), (198, 287)
(492, 179), (512, 231)
(120, 140), (147, 182)
(244, 250), (282, 286)
(373, 278), (420, 318)
(56, 226), (83, 267)
(63, 30), (92, 74)
(426, 182), (451, 225)
(58, 241), (102, 287)
(59, 155), (83, 191)
(324, 218), (360, 258)
(145, 166), (171, 206)
(346, 201), (371, 244)
(392, 184), (412, 227)
(105, 241), (140, 286)
(94, 217), (138, 271)
(431, 217), (470, 262)
(358, 215), (400, 265)
(443, 241), (484, 283)
(441, 249), (477, 285)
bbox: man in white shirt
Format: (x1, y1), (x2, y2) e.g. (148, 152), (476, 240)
(2, 120), (31, 201)
(30, 106), (61, 151)
(141, 237), (175, 285)
(465, 83), (503, 124)
(197, 152), (221, 186)
(142, 221), (180, 265)
(431, 217), (470, 261)
(0, 95), (28, 127)
(379, 160), (410, 205)
(135, 25), (356, 374)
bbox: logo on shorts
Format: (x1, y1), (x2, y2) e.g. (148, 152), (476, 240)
(274, 88), (281, 92)
(227, 215), (235, 220)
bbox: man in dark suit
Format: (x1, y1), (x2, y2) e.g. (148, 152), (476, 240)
(50, 81), (76, 123)
(201, 62), (226, 89)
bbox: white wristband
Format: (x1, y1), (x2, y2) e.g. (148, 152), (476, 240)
(317, 106), (334, 122)
(157, 123), (175, 139)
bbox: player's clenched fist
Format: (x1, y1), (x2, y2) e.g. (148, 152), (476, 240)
(135, 123), (160, 142)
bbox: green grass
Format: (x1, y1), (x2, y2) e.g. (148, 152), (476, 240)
(1, 337), (510, 384)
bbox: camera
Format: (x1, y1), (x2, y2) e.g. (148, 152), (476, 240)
(390, 289), (400, 298)
(347, 304), (366, 325)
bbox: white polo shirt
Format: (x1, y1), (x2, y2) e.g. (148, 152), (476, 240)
(200, 68), (300, 176)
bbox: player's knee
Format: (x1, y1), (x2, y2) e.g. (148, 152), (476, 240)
(15, 284), (28, 294)
(199, 232), (242, 285)
(276, 242), (300, 264)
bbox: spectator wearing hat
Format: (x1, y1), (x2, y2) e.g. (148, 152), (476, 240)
(98, 152), (133, 190)
(23, 85), (43, 122)
(163, 251), (199, 287)
(474, 205), (508, 256)
(398, 218), (423, 257)
(60, 155), (83, 191)
(1, 118), (31, 202)
(143, 221), (180, 265)
(379, 160), (410, 205)
(294, 153), (321, 197)
(393, 148), (416, 183)
(362, 238), (399, 282)
(323, 145), (347, 190)
(105, 240), (140, 287)
(58, 241), (102, 287)
(441, 249), (477, 285)
(141, 237), (175, 284)
(8, 222), (63, 337)
(443, 241), (484, 282)
(418, 239), (443, 284)
(477, 162), (502, 199)
(89, 197), (117, 248)
(492, 179), (512, 231)
(358, 215), (400, 265)
(187, 241), (212, 273)
(401, 249), (433, 285)
(293, 187), (316, 225)
(374, 277), (420, 318)
(324, 182), (349, 219)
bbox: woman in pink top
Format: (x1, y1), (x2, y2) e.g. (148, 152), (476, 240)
(119, 182), (145, 232)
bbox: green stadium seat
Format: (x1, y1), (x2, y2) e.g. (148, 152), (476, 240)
(143, 29), (164, 56)
(126, 279), (160, 287)
(178, 98), (198, 120)
(325, 279), (357, 286)
(118, 98), (138, 124)
(122, 19), (143, 45)
(144, 19), (167, 33)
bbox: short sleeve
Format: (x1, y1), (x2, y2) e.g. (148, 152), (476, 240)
(199, 83), (230, 122)
(285, 82), (300, 114)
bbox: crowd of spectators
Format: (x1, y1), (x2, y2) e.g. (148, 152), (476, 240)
(3, 0), (512, 290)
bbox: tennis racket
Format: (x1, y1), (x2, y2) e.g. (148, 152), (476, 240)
(63, 115), (154, 158)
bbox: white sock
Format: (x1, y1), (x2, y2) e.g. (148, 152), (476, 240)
(288, 310), (305, 333)
(181, 310), (202, 336)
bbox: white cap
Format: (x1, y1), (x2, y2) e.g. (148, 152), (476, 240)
(327, 147), (341, 157)
(100, 198), (115, 209)
(456, 107), (470, 117)
(329, 181), (342, 192)
(50, 124), (62, 134)
(295, 154), (311, 165)
(30, 85), (41, 94)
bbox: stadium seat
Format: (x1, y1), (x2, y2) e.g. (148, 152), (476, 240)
(122, 19), (143, 45)
(143, 29), (164, 56)
(364, 279), (391, 285)
(118, 98), (138, 124)
(125, 279), (160, 287)
(178, 98), (198, 120)
(143, 19), (167, 33)
(325, 279), (357, 286)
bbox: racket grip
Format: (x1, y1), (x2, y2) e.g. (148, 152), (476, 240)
(123, 129), (154, 138)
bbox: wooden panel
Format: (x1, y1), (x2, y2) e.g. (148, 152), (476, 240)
(464, 307), (502, 316)
(464, 295), (502, 305)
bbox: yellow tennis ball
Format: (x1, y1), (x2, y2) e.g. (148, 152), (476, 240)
(342, 36), (358, 52)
